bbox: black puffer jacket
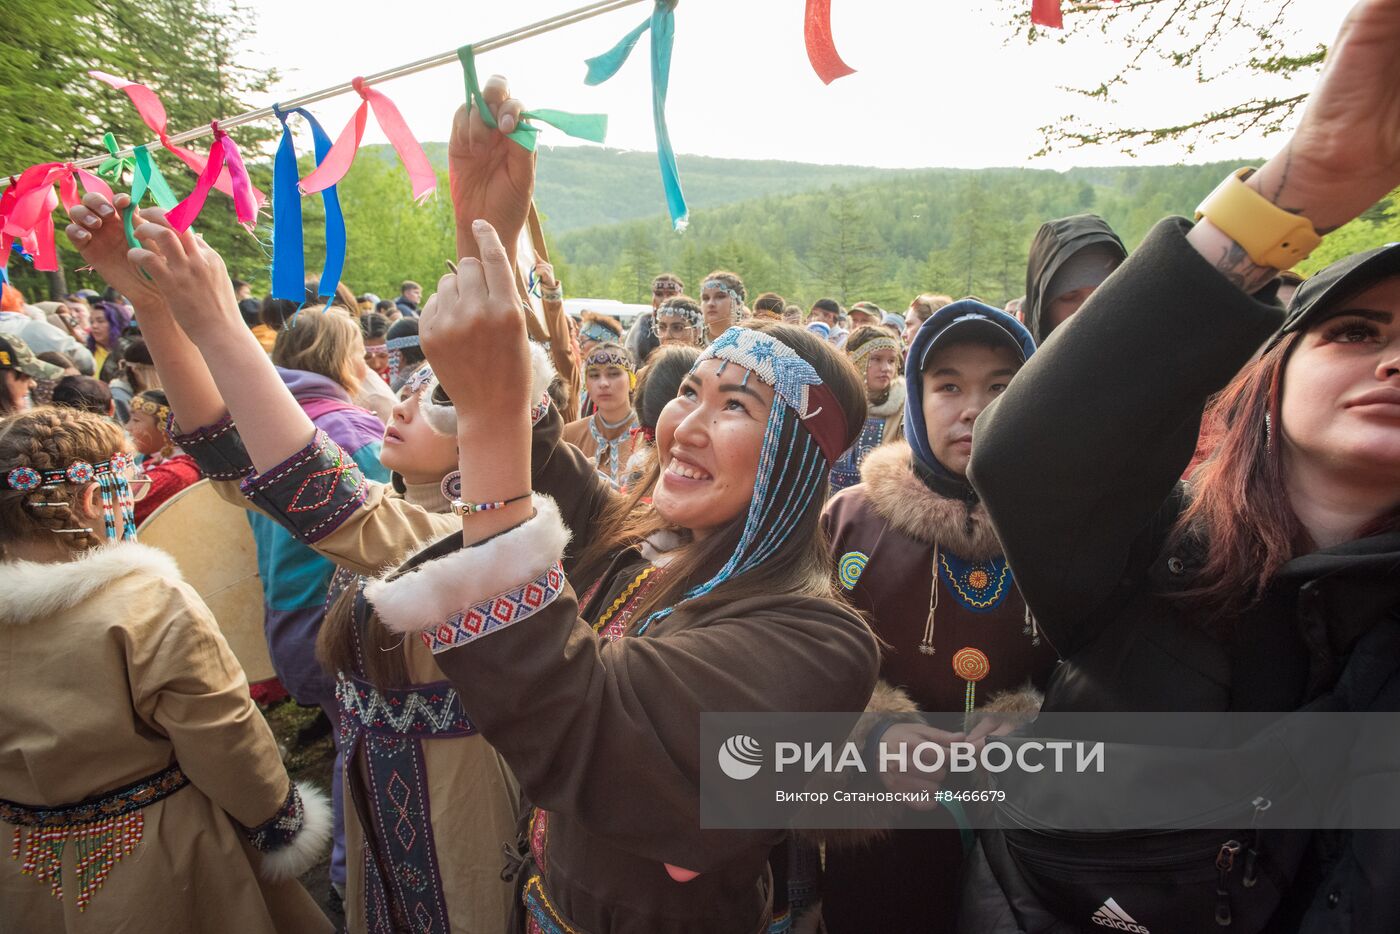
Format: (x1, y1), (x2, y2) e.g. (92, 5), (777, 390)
(1021, 213), (1127, 345)
(967, 218), (1400, 932)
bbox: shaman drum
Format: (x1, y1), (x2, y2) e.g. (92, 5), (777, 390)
(138, 479), (274, 682)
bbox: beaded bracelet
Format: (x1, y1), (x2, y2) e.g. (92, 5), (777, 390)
(450, 492), (532, 517)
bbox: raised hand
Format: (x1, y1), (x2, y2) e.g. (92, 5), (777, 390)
(448, 74), (535, 266)
(420, 220), (531, 425)
(127, 211), (242, 342)
(1251, 0), (1400, 231)
(64, 193), (163, 310)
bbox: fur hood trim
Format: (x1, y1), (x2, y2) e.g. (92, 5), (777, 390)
(424, 341), (556, 437)
(0, 542), (184, 626)
(868, 380), (906, 419)
(367, 494), (570, 634)
(859, 442), (1003, 559)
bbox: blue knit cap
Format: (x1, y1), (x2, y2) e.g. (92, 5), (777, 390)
(903, 300), (1036, 482)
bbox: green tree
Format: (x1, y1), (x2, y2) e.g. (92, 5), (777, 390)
(801, 189), (885, 304)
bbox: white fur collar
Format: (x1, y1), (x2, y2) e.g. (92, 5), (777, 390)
(0, 541), (184, 626)
(868, 380), (906, 419)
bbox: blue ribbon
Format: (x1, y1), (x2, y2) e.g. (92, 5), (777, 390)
(272, 104), (346, 302)
(585, 0), (688, 231)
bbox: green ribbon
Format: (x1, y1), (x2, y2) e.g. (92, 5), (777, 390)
(96, 133), (136, 183)
(121, 145), (181, 248)
(457, 45), (608, 152)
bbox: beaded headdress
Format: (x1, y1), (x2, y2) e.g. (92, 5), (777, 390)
(637, 327), (848, 633)
(848, 335), (902, 374)
(385, 334), (421, 385)
(702, 278), (744, 311)
(5, 453), (139, 541)
(583, 346), (635, 373)
(130, 396), (171, 425)
(655, 298), (702, 331)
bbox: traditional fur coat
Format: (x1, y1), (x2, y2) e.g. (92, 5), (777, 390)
(0, 542), (331, 933)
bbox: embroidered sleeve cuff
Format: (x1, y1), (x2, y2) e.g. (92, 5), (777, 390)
(167, 413), (254, 481)
(243, 781), (332, 881)
(366, 494), (571, 649)
(239, 430), (368, 544)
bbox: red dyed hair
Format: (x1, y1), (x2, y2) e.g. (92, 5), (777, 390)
(1174, 332), (1400, 616)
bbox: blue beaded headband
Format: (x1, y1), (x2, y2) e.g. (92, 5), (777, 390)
(637, 327), (844, 633)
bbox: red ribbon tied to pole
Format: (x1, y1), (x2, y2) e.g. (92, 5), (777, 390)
(2, 162), (115, 271)
(804, 0), (855, 85)
(300, 77), (436, 202)
(89, 71), (266, 210)
(166, 123), (260, 231)
(1032, 0), (1120, 30)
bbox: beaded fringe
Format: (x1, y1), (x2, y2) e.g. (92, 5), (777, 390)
(11, 812), (143, 911)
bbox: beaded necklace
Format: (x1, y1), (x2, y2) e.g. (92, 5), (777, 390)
(589, 410), (639, 487)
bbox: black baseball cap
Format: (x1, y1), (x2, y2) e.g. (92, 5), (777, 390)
(1274, 242), (1400, 346)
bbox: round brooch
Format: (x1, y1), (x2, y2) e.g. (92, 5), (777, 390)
(967, 568), (991, 590)
(440, 471), (462, 502)
(951, 647), (990, 683)
(108, 453), (132, 472)
(837, 551), (869, 591)
(7, 466), (41, 491)
(65, 461), (95, 484)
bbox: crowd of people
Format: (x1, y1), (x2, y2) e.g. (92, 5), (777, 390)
(2, 1), (1400, 931)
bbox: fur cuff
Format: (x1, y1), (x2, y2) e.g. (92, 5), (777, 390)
(424, 342), (557, 437)
(251, 781), (333, 882)
(367, 494), (570, 635)
(966, 684), (1043, 733)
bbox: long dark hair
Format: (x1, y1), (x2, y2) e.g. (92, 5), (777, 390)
(1173, 332), (1400, 616)
(575, 321), (867, 626)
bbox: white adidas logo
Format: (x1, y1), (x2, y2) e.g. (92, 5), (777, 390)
(1090, 898), (1150, 933)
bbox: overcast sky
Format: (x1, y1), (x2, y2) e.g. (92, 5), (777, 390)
(239, 0), (1349, 170)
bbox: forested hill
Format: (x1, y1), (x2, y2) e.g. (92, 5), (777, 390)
(547, 159), (1260, 308)
(421, 143), (915, 232)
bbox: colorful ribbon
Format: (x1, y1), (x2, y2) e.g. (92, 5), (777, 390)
(272, 104), (346, 302)
(804, 0), (856, 84)
(122, 146), (182, 248)
(89, 71), (266, 209)
(300, 77), (436, 202)
(1031, 0), (1120, 29)
(165, 123), (259, 231)
(456, 46), (609, 153)
(1, 162), (114, 271)
(584, 0), (687, 231)
(96, 133), (136, 184)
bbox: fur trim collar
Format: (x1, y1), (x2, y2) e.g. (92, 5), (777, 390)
(0, 541), (184, 626)
(868, 380), (905, 419)
(859, 442), (1003, 559)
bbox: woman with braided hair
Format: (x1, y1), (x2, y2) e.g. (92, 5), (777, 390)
(0, 405), (332, 932)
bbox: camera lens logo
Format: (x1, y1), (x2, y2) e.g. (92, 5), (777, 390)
(717, 735), (764, 781)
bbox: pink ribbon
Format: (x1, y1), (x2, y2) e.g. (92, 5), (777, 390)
(301, 77), (436, 202)
(1, 163), (115, 271)
(165, 123), (259, 231)
(804, 0), (856, 85)
(89, 70), (266, 209)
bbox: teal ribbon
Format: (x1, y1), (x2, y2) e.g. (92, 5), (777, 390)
(121, 145), (180, 248)
(457, 45), (608, 152)
(585, 0), (687, 230)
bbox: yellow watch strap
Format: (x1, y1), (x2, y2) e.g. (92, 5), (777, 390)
(1194, 168), (1321, 270)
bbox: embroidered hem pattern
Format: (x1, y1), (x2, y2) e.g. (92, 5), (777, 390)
(241, 784), (306, 853)
(3, 762), (188, 911)
(167, 412), (256, 480)
(240, 428), (368, 544)
(422, 561), (566, 654)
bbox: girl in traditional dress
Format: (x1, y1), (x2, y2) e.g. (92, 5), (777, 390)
(827, 325), (906, 493)
(700, 270), (746, 344)
(562, 342), (641, 488)
(0, 405), (331, 933)
(63, 194), (531, 934)
(124, 389), (201, 524)
(653, 295), (704, 348)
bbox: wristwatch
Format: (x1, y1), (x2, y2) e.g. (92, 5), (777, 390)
(1194, 168), (1322, 270)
